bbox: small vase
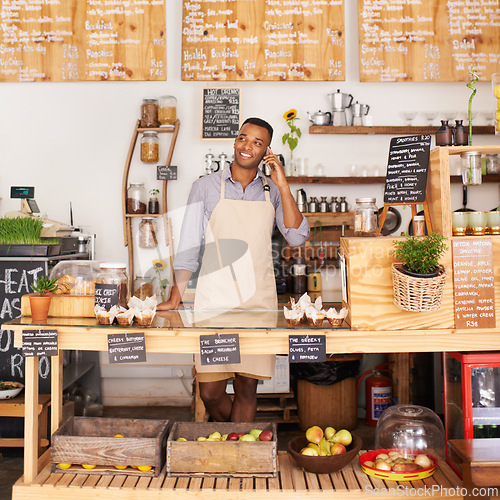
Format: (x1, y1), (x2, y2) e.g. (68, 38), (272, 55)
(29, 294), (53, 323)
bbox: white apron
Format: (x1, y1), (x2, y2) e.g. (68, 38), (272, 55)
(194, 170), (277, 378)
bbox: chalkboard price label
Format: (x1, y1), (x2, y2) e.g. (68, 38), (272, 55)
(22, 329), (58, 357)
(108, 333), (147, 364)
(289, 335), (326, 363)
(384, 135), (431, 205)
(202, 88), (240, 139)
(94, 283), (119, 310)
(200, 334), (240, 365)
(157, 165), (177, 181)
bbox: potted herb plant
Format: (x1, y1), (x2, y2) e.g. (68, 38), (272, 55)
(29, 275), (58, 323)
(391, 233), (448, 312)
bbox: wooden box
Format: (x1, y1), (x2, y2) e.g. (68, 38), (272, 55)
(21, 294), (95, 318)
(51, 417), (169, 476)
(166, 422), (277, 477)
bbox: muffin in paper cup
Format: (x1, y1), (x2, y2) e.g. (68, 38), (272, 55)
(135, 309), (156, 326)
(115, 307), (134, 326)
(326, 307), (348, 327)
(284, 306), (304, 327)
(94, 305), (119, 325)
(305, 305), (326, 327)
(128, 295), (157, 326)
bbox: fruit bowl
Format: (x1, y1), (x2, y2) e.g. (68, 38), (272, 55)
(0, 381), (24, 400)
(288, 434), (362, 474)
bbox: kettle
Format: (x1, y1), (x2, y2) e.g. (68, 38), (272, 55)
(296, 189), (308, 212)
(308, 196), (318, 212)
(307, 110), (332, 126)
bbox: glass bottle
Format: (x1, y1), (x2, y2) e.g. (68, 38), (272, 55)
(138, 217), (158, 248)
(148, 194), (160, 214)
(292, 256), (307, 294)
(158, 95), (177, 126)
(127, 183), (147, 214)
(453, 120), (468, 146)
(140, 98), (159, 128)
(435, 120), (453, 146)
(133, 275), (154, 300)
(95, 263), (129, 309)
(141, 131), (160, 163)
(354, 197), (378, 236)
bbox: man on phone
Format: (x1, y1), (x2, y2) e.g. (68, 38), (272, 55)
(158, 117), (309, 422)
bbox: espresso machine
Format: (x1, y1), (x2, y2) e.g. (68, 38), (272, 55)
(328, 89), (353, 126)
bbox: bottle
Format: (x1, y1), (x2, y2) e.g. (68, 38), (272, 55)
(354, 197), (378, 236)
(435, 120), (453, 146)
(140, 131), (160, 163)
(339, 196), (348, 213)
(292, 255), (307, 294)
(127, 183), (147, 214)
(140, 98), (159, 128)
(453, 120), (468, 146)
(138, 217), (158, 248)
(148, 193), (160, 214)
(158, 95), (177, 126)
(473, 424), (485, 438)
(95, 263), (129, 309)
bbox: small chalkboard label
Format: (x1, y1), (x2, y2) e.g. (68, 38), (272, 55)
(202, 87), (240, 139)
(452, 239), (496, 329)
(289, 335), (326, 363)
(384, 135), (432, 204)
(200, 334), (240, 365)
(157, 165), (177, 181)
(94, 283), (119, 310)
(108, 333), (147, 364)
(22, 329), (58, 357)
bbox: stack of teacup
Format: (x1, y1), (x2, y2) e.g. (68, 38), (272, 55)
(452, 210), (500, 236)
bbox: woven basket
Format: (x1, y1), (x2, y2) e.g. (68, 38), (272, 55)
(391, 263), (446, 312)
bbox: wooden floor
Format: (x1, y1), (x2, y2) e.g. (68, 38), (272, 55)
(11, 451), (471, 500)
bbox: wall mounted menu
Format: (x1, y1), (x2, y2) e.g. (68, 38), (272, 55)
(202, 87), (240, 139)
(384, 135), (431, 204)
(0, 0), (166, 82)
(182, 0), (345, 81)
(358, 0), (500, 82)
(452, 239), (496, 329)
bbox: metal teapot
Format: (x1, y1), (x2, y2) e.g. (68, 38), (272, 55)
(308, 196), (319, 212)
(307, 110), (332, 126)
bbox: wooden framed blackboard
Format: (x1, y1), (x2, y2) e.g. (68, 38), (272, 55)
(202, 88), (240, 139)
(384, 135), (432, 205)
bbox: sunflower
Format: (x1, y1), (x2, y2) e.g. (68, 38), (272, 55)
(152, 259), (167, 270)
(283, 109), (297, 120)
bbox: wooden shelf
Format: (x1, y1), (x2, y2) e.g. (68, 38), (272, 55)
(286, 176), (385, 184)
(125, 213), (163, 217)
(309, 125), (495, 135)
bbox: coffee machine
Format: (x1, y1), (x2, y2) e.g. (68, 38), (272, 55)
(328, 89), (353, 126)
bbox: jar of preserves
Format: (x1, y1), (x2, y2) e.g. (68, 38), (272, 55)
(138, 217), (158, 248)
(127, 183), (147, 214)
(141, 131), (159, 163)
(95, 263), (129, 309)
(140, 98), (159, 128)
(354, 197), (378, 236)
(158, 95), (177, 126)
(133, 275), (154, 300)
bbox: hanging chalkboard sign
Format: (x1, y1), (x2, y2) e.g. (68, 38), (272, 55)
(384, 135), (432, 205)
(107, 333), (147, 364)
(289, 334), (326, 363)
(199, 333), (241, 365)
(157, 165), (178, 181)
(202, 88), (240, 139)
(22, 329), (58, 358)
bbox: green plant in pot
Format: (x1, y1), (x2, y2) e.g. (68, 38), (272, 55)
(29, 276), (58, 323)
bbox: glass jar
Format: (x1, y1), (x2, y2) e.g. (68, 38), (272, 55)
(292, 256), (307, 294)
(140, 98), (159, 128)
(435, 120), (453, 146)
(148, 195), (160, 214)
(158, 95), (177, 126)
(138, 217), (158, 248)
(354, 197), (378, 236)
(133, 275), (154, 300)
(485, 154), (500, 175)
(413, 215), (426, 237)
(141, 131), (159, 163)
(460, 151), (482, 185)
(127, 183), (147, 214)
(95, 263), (129, 309)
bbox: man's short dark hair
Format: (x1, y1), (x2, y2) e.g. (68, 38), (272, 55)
(241, 117), (273, 142)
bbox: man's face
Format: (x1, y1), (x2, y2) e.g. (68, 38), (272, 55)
(233, 123), (271, 170)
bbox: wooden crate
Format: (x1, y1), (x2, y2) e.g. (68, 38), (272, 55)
(166, 422), (277, 477)
(51, 417), (169, 476)
(21, 294), (95, 318)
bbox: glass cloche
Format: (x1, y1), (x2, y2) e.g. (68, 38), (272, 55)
(50, 260), (101, 295)
(375, 405), (445, 458)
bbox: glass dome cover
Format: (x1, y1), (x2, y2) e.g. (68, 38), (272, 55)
(375, 405), (445, 458)
(50, 260), (101, 295)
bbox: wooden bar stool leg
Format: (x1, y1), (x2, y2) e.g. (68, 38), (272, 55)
(24, 356), (39, 483)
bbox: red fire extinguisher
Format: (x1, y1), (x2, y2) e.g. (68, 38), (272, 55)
(356, 363), (393, 427)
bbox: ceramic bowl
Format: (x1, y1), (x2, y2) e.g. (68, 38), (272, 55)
(0, 381), (24, 400)
(288, 434), (362, 474)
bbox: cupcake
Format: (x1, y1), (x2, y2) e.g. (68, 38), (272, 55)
(128, 295), (157, 326)
(95, 305), (118, 325)
(305, 305), (326, 327)
(284, 306), (304, 327)
(115, 307), (134, 326)
(326, 307), (348, 327)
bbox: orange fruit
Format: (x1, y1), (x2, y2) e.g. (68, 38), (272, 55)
(137, 466), (152, 472)
(57, 463), (72, 469)
(114, 465), (127, 470)
(82, 464), (96, 469)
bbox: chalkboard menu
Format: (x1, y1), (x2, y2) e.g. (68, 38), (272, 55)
(202, 88), (240, 139)
(200, 333), (241, 365)
(182, 0), (345, 81)
(0, 0), (166, 82)
(384, 135), (431, 205)
(22, 329), (58, 358)
(289, 334), (326, 363)
(452, 239), (496, 329)
(358, 0), (500, 82)
(94, 284), (119, 310)
(108, 333), (146, 364)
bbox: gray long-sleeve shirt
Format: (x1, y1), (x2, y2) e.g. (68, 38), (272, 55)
(174, 168), (310, 273)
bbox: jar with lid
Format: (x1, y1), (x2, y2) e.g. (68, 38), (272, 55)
(140, 98), (159, 128)
(133, 275), (154, 300)
(138, 217), (158, 248)
(292, 255), (307, 294)
(158, 95), (177, 126)
(485, 154), (500, 175)
(354, 197), (378, 236)
(141, 131), (160, 163)
(95, 263), (129, 309)
(148, 190), (160, 214)
(127, 183), (147, 214)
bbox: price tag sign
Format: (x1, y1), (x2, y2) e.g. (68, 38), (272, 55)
(289, 335), (326, 363)
(108, 333), (147, 364)
(157, 165), (177, 181)
(22, 329), (58, 357)
(94, 283), (119, 310)
(200, 334), (240, 365)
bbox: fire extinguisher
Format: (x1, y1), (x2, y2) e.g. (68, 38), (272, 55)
(356, 363), (393, 427)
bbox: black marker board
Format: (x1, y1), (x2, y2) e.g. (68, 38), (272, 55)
(289, 334), (326, 363)
(22, 329), (58, 357)
(202, 88), (240, 139)
(384, 135), (432, 204)
(157, 165), (177, 181)
(108, 333), (147, 364)
(94, 283), (119, 310)
(200, 333), (240, 365)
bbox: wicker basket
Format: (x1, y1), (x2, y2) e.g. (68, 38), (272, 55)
(391, 263), (446, 312)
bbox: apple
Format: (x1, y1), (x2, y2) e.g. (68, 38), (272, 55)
(249, 429), (262, 439)
(324, 426), (336, 441)
(330, 443), (346, 455)
(259, 430), (273, 441)
(227, 432), (239, 441)
(239, 434), (257, 441)
(332, 429), (352, 446)
(237, 432), (245, 439)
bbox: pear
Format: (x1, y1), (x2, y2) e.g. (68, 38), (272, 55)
(176, 437), (187, 442)
(197, 436), (207, 441)
(319, 437), (332, 455)
(301, 447), (319, 456)
(305, 425), (323, 444)
(209, 431), (222, 440)
(307, 443), (321, 453)
(221, 434), (228, 441)
(332, 429), (352, 446)
(249, 429), (263, 439)
(324, 426), (336, 441)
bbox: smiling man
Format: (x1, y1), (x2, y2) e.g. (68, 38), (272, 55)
(158, 117), (309, 422)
